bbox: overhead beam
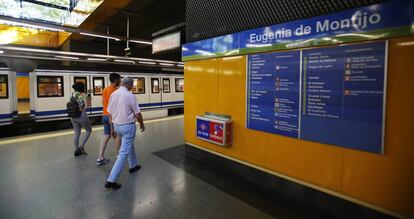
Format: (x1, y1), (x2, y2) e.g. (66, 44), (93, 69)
(0, 45), (184, 68)
(152, 21), (186, 37)
(0, 15), (152, 45)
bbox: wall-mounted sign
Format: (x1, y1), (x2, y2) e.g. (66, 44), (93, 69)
(182, 0), (413, 61)
(247, 41), (387, 154)
(197, 114), (233, 146)
(153, 31), (181, 54)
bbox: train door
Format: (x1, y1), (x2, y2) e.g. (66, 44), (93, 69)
(149, 77), (161, 106)
(16, 72), (30, 116)
(173, 76), (184, 102)
(0, 71), (13, 125)
(90, 75), (106, 115)
(71, 76), (91, 114)
(131, 76), (149, 106)
(161, 76), (172, 107)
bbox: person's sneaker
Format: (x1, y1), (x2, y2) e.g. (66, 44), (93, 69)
(96, 158), (110, 166)
(105, 182), (121, 190)
(129, 165), (141, 174)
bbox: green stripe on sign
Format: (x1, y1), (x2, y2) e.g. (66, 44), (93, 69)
(182, 25), (412, 62)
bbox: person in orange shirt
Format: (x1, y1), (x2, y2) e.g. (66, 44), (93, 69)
(97, 73), (121, 165)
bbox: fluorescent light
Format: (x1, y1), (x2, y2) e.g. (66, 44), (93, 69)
(397, 41), (414, 46)
(177, 64), (184, 67)
(0, 45), (185, 65)
(55, 55), (79, 60)
(114, 59), (135, 64)
(130, 40), (152, 45)
(159, 63), (174, 66)
(245, 44), (272, 48)
(0, 50), (3, 54)
(87, 58), (107, 61)
(80, 32), (120, 41)
(0, 19), (63, 32)
(195, 49), (216, 55)
(138, 61), (156, 65)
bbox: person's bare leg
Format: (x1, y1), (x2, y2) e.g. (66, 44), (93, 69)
(98, 135), (111, 160)
(115, 136), (121, 153)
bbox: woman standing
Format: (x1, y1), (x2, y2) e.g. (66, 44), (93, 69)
(70, 82), (92, 156)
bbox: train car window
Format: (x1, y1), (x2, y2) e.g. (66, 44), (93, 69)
(0, 75), (8, 99)
(163, 78), (171, 93)
(37, 76), (64, 98)
(74, 77), (87, 93)
(132, 77), (145, 94)
(151, 78), (160, 93)
(175, 78), (184, 92)
(93, 77), (105, 95)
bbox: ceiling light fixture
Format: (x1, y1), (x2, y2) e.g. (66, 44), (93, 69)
(114, 59), (135, 64)
(397, 41), (414, 46)
(55, 55), (79, 60)
(130, 40), (152, 45)
(159, 63), (174, 66)
(0, 45), (183, 66)
(87, 58), (107, 61)
(80, 32), (120, 41)
(0, 50), (3, 54)
(138, 61), (157, 65)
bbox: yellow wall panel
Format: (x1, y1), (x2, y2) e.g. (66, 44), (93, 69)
(16, 77), (29, 99)
(184, 59), (221, 153)
(266, 136), (344, 191)
(216, 56), (267, 167)
(184, 36), (414, 217)
(342, 37), (414, 215)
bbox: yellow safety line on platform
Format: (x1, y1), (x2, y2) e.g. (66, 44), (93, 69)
(0, 115), (184, 146)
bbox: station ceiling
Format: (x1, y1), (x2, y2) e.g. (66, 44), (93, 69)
(0, 0), (186, 72)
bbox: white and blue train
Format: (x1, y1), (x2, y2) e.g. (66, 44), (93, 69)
(0, 68), (184, 126)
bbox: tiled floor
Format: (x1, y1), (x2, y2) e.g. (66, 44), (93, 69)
(0, 116), (331, 219)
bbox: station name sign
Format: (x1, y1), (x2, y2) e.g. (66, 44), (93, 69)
(182, 0), (414, 61)
(249, 12), (381, 43)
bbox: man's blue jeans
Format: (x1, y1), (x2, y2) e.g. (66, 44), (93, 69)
(107, 123), (138, 183)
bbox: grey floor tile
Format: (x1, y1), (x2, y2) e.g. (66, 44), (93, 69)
(0, 117), (280, 219)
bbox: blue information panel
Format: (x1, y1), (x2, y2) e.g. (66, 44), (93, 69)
(301, 41), (386, 153)
(246, 41), (387, 153)
(247, 50), (301, 138)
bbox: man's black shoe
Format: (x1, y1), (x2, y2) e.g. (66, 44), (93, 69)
(74, 149), (82, 157)
(129, 165), (141, 173)
(105, 182), (121, 190)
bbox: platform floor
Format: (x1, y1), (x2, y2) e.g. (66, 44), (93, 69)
(0, 116), (334, 219)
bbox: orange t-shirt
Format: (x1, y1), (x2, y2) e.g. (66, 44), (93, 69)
(102, 85), (117, 115)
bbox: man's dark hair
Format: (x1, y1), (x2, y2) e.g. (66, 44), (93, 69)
(109, 73), (121, 83)
(72, 82), (85, 93)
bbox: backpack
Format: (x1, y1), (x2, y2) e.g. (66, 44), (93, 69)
(67, 93), (82, 118)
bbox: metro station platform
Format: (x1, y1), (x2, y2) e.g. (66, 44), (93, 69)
(0, 116), (341, 219)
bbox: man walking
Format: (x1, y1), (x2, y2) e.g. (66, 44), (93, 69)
(105, 77), (145, 190)
(97, 73), (121, 165)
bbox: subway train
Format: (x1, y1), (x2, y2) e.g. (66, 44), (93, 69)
(0, 68), (184, 126)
